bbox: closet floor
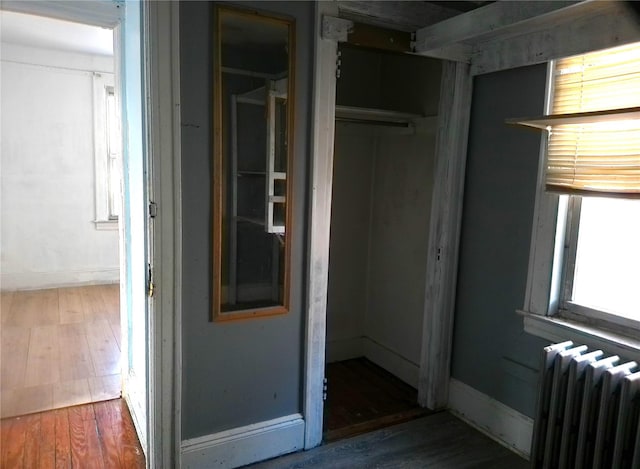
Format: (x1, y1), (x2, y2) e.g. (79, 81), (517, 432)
(323, 358), (430, 442)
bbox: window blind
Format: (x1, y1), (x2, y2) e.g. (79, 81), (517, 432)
(546, 42), (640, 197)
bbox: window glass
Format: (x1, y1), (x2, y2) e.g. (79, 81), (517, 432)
(572, 197), (640, 320)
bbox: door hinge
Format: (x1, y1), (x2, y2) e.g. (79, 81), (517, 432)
(323, 377), (328, 401)
(336, 51), (342, 79)
(147, 263), (154, 298)
(149, 201), (158, 218)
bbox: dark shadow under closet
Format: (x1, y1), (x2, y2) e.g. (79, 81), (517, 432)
(323, 358), (432, 442)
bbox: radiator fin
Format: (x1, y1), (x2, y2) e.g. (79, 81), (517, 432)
(531, 341), (640, 469)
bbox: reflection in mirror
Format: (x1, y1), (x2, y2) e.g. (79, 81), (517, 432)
(213, 7), (294, 320)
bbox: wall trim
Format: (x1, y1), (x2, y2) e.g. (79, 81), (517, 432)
(1, 269), (119, 291)
(1, 43), (114, 74)
(447, 378), (533, 460)
(180, 414), (304, 469)
(364, 337), (419, 388)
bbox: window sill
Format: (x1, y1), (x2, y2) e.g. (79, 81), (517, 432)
(94, 220), (119, 231)
(518, 310), (640, 362)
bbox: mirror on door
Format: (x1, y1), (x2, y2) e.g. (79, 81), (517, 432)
(212, 6), (295, 321)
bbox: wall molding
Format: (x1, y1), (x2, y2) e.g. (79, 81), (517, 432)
(448, 378), (533, 459)
(1, 269), (119, 291)
(181, 414), (304, 469)
(1, 43), (114, 74)
(364, 337), (419, 388)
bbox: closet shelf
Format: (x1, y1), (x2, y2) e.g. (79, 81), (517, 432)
(335, 105), (423, 125)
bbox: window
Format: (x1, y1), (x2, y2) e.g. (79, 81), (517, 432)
(520, 42), (640, 348)
(93, 72), (121, 230)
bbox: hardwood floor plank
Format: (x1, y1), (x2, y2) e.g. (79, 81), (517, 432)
(1, 400), (143, 469)
(54, 408), (72, 469)
(2, 415), (28, 468)
(23, 414), (42, 468)
(58, 323), (96, 381)
(69, 403), (96, 422)
(117, 400), (145, 468)
(58, 288), (85, 324)
(68, 404), (105, 469)
(1, 326), (30, 390)
(324, 358), (421, 436)
(1, 290), (16, 325)
(24, 325), (60, 387)
(85, 319), (121, 377)
(94, 401), (123, 469)
(252, 412), (528, 469)
(39, 411), (56, 469)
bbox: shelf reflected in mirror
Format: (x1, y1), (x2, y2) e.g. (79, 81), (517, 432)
(213, 6), (295, 320)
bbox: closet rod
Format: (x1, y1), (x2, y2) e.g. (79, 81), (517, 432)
(334, 116), (411, 128)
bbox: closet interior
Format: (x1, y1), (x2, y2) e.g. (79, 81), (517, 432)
(323, 45), (444, 440)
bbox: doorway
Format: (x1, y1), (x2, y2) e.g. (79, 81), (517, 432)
(323, 45), (442, 440)
(0, 10), (123, 418)
(0, 4), (150, 455)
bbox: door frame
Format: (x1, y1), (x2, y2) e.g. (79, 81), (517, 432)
(304, 10), (473, 447)
(0, 2), (179, 467)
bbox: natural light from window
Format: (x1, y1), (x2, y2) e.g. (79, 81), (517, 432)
(572, 197), (640, 321)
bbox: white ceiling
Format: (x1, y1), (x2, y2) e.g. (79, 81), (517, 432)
(0, 10), (113, 56)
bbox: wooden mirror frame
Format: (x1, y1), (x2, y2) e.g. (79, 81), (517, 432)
(212, 5), (296, 321)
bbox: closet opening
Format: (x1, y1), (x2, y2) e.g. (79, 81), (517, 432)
(323, 44), (442, 441)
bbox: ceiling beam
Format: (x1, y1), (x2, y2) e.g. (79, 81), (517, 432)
(472, 1), (640, 75)
(413, 1), (585, 60)
(336, 0), (460, 32)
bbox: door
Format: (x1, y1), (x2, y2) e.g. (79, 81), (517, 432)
(118, 0), (150, 455)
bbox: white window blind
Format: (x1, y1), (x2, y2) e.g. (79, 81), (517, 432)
(546, 42), (640, 197)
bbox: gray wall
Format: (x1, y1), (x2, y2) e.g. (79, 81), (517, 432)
(327, 46), (441, 375)
(180, 1), (313, 439)
(451, 64), (550, 418)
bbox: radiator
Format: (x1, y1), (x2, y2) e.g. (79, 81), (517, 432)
(530, 341), (640, 469)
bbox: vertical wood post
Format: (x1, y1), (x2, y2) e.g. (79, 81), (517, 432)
(304, 2), (339, 450)
(419, 61), (473, 410)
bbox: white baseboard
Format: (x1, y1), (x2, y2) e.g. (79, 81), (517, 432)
(181, 414), (304, 469)
(326, 336), (364, 363)
(1, 269), (120, 291)
(447, 378), (533, 459)
(363, 337), (419, 388)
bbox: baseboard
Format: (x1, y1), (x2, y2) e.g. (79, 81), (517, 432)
(363, 337), (420, 388)
(326, 337), (364, 363)
(181, 414), (304, 469)
(447, 378), (533, 459)
(0, 269), (119, 291)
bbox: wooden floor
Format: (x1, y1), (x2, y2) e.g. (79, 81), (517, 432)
(0, 398), (145, 468)
(252, 411), (528, 468)
(323, 358), (429, 441)
(1, 285), (121, 418)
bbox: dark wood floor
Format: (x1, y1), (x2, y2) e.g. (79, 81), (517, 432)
(324, 358), (429, 441)
(0, 398), (145, 468)
(252, 411), (529, 468)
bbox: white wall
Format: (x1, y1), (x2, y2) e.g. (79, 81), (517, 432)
(1, 43), (118, 290)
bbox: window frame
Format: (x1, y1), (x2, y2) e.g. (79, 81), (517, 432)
(520, 62), (640, 359)
(557, 195), (640, 334)
(93, 72), (120, 230)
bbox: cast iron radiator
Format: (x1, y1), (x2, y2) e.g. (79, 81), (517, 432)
(530, 341), (640, 468)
